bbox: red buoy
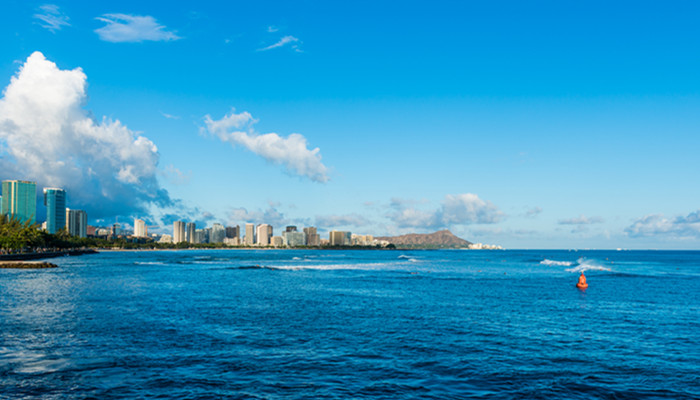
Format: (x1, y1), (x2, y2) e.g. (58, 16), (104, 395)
(576, 272), (588, 289)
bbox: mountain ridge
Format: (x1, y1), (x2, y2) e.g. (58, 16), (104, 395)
(375, 229), (472, 249)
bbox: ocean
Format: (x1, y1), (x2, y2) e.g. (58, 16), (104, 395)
(1, 249), (698, 399)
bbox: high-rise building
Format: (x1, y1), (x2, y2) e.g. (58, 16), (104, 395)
(186, 222), (196, 243)
(256, 224), (272, 246)
(211, 223), (226, 243)
(244, 223), (255, 246)
(173, 221), (186, 243)
(194, 229), (206, 244)
(285, 226), (297, 233)
(134, 218), (147, 237)
(43, 188), (66, 234)
(283, 231), (306, 247)
(66, 209), (87, 238)
(2, 180), (37, 224)
(111, 223), (121, 238)
(225, 225), (239, 239)
(329, 230), (351, 246)
(303, 227), (320, 246)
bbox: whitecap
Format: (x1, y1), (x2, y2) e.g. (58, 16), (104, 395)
(566, 258), (611, 272)
(540, 259), (572, 267)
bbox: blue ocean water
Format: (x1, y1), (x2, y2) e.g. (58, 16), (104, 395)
(1, 249), (698, 399)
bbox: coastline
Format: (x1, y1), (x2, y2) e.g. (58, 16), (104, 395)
(0, 249), (98, 261)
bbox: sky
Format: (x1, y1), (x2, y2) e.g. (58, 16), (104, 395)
(0, 0), (699, 249)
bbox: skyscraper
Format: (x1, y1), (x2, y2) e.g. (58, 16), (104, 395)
(186, 222), (196, 243)
(66, 209), (87, 238)
(303, 226), (320, 246)
(2, 180), (37, 224)
(225, 225), (239, 240)
(211, 223), (226, 243)
(256, 224), (272, 246)
(329, 230), (351, 246)
(173, 221), (186, 243)
(43, 187), (66, 234)
(245, 223), (255, 245)
(134, 218), (147, 237)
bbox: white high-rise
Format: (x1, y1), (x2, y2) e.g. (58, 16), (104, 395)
(173, 221), (186, 243)
(186, 222), (196, 243)
(244, 223), (255, 245)
(134, 218), (147, 237)
(66, 209), (87, 238)
(256, 224), (272, 246)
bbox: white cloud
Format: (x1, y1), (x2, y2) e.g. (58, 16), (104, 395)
(257, 35), (301, 52)
(625, 211), (700, 239)
(267, 26), (279, 33)
(559, 215), (604, 225)
(34, 4), (70, 32)
(95, 14), (180, 43)
(204, 108), (329, 183)
(442, 194), (504, 225)
(0, 51), (172, 219)
(388, 193), (504, 230)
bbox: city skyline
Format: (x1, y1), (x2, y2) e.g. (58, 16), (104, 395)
(1, 1), (699, 249)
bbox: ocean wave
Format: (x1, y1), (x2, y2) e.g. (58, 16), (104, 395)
(243, 262), (400, 272)
(566, 258), (611, 272)
(134, 261), (166, 265)
(540, 259), (573, 267)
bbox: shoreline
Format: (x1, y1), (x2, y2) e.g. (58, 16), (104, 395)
(0, 249), (98, 261)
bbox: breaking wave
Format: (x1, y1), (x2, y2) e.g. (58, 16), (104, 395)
(566, 258), (611, 272)
(540, 259), (573, 267)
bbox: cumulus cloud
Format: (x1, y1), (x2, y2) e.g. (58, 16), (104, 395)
(625, 211), (700, 239)
(258, 35), (301, 52)
(388, 193), (504, 230)
(0, 51), (172, 219)
(34, 4), (70, 32)
(204, 108), (329, 183)
(558, 215), (604, 225)
(95, 14), (180, 43)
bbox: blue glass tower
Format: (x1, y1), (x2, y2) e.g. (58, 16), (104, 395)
(1, 180), (37, 224)
(43, 188), (66, 234)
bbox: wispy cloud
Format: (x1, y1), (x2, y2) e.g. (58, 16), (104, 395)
(34, 4), (70, 32)
(315, 214), (371, 228)
(257, 35), (301, 52)
(524, 206), (543, 218)
(558, 215), (604, 225)
(625, 210), (700, 239)
(267, 25), (279, 33)
(95, 14), (180, 43)
(203, 108), (329, 183)
(228, 205), (290, 227)
(160, 112), (180, 120)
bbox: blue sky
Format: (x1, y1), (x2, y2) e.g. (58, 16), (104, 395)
(1, 0), (699, 249)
